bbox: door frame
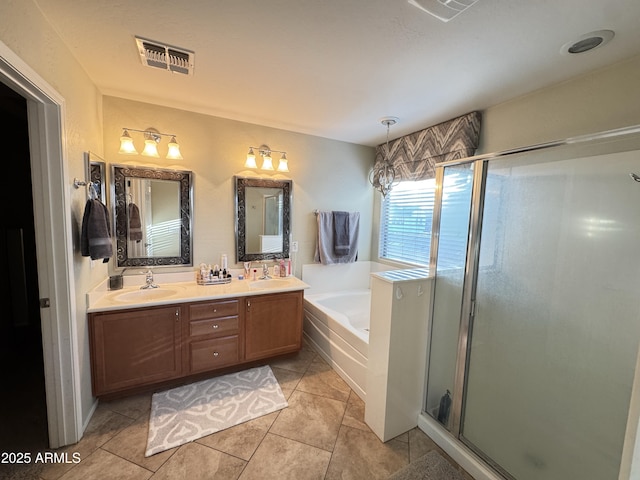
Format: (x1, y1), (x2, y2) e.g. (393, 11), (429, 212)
(0, 42), (81, 448)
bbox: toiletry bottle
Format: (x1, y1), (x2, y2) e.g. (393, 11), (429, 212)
(274, 263), (280, 277)
(280, 258), (286, 277)
(200, 263), (207, 281)
(221, 254), (228, 271)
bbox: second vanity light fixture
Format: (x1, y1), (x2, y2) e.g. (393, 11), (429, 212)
(245, 145), (289, 172)
(119, 128), (183, 160)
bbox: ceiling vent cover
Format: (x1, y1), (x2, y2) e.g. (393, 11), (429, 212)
(135, 36), (194, 75)
(408, 0), (479, 22)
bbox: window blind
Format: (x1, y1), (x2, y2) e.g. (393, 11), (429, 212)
(379, 172), (472, 268)
(379, 179), (435, 266)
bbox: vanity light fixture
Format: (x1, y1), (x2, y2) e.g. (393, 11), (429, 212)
(370, 117), (399, 198)
(119, 128), (183, 160)
(245, 145), (289, 172)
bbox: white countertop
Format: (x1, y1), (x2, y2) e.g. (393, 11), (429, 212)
(87, 271), (310, 313)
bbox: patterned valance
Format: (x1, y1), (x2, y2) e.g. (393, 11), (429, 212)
(374, 111), (482, 181)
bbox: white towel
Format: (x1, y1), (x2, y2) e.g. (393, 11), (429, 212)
(314, 211), (359, 265)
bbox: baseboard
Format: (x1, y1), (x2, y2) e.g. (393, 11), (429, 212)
(417, 413), (504, 480)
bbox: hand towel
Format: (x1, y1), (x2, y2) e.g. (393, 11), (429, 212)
(314, 211), (359, 265)
(128, 203), (143, 242)
(81, 199), (113, 263)
(333, 211), (350, 256)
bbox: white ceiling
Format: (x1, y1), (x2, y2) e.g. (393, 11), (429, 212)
(33, 0), (640, 146)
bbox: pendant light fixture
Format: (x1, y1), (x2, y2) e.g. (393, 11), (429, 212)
(370, 117), (399, 198)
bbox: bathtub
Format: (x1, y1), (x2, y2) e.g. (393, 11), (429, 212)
(302, 262), (392, 400)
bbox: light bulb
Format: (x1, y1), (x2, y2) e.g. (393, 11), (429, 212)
(245, 148), (257, 168)
(142, 138), (160, 158)
(119, 130), (138, 155)
(277, 153), (289, 172)
(166, 136), (183, 160)
(261, 154), (274, 170)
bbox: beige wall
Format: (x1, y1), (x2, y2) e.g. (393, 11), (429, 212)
(479, 55), (640, 154)
(1, 0), (106, 427)
(102, 97), (375, 275)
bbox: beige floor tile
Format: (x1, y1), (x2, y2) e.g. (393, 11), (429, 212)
(325, 425), (409, 480)
(149, 442), (246, 480)
(57, 448), (151, 480)
(40, 407), (134, 480)
(239, 433), (331, 480)
(101, 392), (152, 420)
(296, 360), (351, 402)
(102, 415), (177, 472)
(342, 390), (370, 432)
(270, 365), (305, 399)
(269, 390), (346, 451)
(196, 411), (279, 461)
(408, 426), (441, 461)
(269, 343), (317, 373)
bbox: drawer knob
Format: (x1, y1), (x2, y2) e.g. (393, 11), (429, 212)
(212, 324), (219, 329)
(213, 309), (217, 313)
(213, 351), (219, 357)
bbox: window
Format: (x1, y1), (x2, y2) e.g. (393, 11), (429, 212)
(379, 171), (474, 268)
(379, 179), (436, 266)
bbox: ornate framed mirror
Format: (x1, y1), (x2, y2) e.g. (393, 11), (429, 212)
(235, 176), (292, 262)
(111, 164), (193, 268)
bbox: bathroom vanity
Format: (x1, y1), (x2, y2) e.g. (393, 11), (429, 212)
(87, 276), (307, 397)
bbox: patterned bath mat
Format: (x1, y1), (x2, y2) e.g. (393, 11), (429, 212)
(388, 450), (466, 480)
(145, 365), (287, 456)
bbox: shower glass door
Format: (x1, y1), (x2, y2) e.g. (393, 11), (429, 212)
(461, 142), (640, 479)
(425, 163), (474, 428)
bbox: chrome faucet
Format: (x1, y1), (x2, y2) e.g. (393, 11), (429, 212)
(140, 269), (159, 289)
(260, 263), (272, 280)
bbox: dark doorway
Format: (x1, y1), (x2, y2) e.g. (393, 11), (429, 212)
(0, 82), (49, 452)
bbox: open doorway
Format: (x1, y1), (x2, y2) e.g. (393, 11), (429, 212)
(0, 43), (82, 450)
(0, 82), (49, 452)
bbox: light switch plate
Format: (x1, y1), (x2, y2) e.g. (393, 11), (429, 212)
(291, 241), (299, 252)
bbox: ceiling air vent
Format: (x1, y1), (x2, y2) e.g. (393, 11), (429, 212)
(408, 0), (479, 22)
(135, 36), (194, 75)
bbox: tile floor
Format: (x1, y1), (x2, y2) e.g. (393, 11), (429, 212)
(2, 341), (475, 480)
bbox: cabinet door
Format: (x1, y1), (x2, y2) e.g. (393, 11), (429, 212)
(90, 305), (182, 396)
(245, 291), (303, 361)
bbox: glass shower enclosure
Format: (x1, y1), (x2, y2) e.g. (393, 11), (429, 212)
(425, 127), (640, 480)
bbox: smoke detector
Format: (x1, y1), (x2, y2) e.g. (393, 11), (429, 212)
(135, 36), (194, 75)
(408, 0), (479, 22)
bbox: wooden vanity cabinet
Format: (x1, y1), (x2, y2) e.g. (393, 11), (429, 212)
(245, 291), (303, 361)
(89, 290), (304, 397)
(89, 305), (183, 396)
(186, 299), (243, 373)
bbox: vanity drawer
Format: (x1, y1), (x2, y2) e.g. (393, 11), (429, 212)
(190, 335), (240, 373)
(189, 316), (238, 337)
(189, 299), (239, 320)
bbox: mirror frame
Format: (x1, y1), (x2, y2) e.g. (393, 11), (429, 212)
(235, 176), (292, 262)
(111, 164), (193, 269)
(86, 151), (106, 204)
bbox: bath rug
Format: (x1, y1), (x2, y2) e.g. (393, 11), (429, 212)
(145, 365), (287, 456)
(388, 450), (466, 480)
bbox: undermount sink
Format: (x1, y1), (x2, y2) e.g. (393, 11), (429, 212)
(111, 286), (184, 303)
(249, 278), (291, 289)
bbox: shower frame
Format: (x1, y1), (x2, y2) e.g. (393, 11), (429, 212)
(423, 123), (640, 480)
